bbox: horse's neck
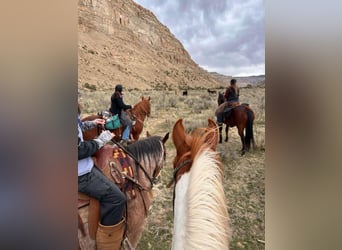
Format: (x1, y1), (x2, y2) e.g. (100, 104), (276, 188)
(172, 172), (190, 249)
(172, 150), (230, 250)
(132, 102), (149, 119)
(134, 156), (156, 187)
(132, 107), (146, 120)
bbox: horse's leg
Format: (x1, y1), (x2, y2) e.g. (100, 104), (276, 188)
(218, 124), (223, 143)
(224, 125), (229, 142)
(237, 126), (246, 155)
(125, 193), (151, 249)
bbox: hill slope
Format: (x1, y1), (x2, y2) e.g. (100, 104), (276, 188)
(78, 0), (226, 91)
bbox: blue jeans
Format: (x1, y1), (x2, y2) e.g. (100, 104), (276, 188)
(217, 112), (223, 124)
(122, 124), (131, 140)
(120, 110), (132, 140)
(78, 166), (126, 225)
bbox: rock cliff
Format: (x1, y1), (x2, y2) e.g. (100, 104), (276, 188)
(78, 0), (225, 91)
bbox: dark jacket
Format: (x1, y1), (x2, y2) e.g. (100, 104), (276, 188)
(78, 118), (99, 160)
(224, 86), (239, 102)
(110, 92), (132, 118)
(78, 137), (99, 160)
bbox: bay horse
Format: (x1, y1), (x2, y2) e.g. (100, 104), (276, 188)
(170, 118), (230, 249)
(78, 132), (169, 249)
(217, 92), (255, 155)
(82, 96), (151, 142)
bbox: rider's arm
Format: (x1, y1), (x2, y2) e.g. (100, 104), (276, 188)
(78, 136), (99, 160)
(80, 120), (97, 131)
(117, 97), (132, 110)
(224, 87), (230, 100)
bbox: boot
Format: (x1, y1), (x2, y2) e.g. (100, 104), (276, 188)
(96, 219), (125, 250)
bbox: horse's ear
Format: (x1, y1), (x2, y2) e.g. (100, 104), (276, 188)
(141, 96), (145, 100)
(146, 131), (151, 137)
(205, 118), (219, 150)
(148, 96), (151, 101)
(208, 118), (217, 128)
(162, 132), (169, 144)
(172, 119), (186, 154)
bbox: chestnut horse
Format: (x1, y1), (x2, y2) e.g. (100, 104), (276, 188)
(82, 96), (151, 142)
(170, 118), (230, 249)
(78, 133), (169, 249)
(217, 92), (255, 155)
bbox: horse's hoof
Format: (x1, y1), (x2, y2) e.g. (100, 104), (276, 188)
(224, 139), (228, 142)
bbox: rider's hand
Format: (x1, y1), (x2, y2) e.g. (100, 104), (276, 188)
(94, 119), (105, 125)
(93, 130), (115, 148)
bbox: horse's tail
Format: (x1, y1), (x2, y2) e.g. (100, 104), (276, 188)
(245, 109), (254, 150)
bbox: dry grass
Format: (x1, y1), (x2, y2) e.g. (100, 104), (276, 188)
(79, 86), (265, 249)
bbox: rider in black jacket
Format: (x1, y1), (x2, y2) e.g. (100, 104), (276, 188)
(110, 84), (133, 145)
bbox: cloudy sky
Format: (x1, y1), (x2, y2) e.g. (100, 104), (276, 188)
(133, 0), (264, 77)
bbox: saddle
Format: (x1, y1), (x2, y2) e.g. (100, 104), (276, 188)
(223, 102), (240, 118)
(78, 146), (137, 240)
(223, 102), (250, 120)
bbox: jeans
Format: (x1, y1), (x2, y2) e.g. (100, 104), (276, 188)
(217, 112), (223, 124)
(122, 124), (131, 140)
(120, 110), (132, 140)
(78, 166), (126, 225)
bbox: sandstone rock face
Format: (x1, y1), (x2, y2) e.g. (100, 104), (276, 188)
(78, 0), (225, 91)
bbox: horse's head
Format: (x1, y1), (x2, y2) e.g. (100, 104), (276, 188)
(125, 132), (169, 187)
(141, 96), (151, 117)
(171, 119), (219, 183)
(217, 92), (225, 106)
(152, 132), (169, 179)
(133, 96), (151, 117)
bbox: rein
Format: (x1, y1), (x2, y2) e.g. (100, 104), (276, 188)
(169, 159), (193, 213)
(112, 140), (160, 217)
(112, 140), (156, 191)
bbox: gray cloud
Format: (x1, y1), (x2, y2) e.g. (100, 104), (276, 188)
(134, 0), (264, 76)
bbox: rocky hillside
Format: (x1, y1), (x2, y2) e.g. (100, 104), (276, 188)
(78, 0), (227, 91)
(210, 72), (265, 88)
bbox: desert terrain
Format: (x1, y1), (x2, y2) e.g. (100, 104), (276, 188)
(79, 84), (265, 249)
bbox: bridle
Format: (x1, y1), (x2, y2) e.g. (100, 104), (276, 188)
(169, 158), (193, 212)
(113, 139), (165, 191)
(112, 140), (165, 217)
(130, 104), (150, 123)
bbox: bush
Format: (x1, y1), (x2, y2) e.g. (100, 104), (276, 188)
(84, 82), (97, 91)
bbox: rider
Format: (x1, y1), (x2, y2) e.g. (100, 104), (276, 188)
(224, 78), (240, 105)
(216, 78), (240, 126)
(110, 84), (133, 146)
(78, 103), (126, 249)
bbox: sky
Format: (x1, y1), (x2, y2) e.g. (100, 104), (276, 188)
(133, 0), (264, 77)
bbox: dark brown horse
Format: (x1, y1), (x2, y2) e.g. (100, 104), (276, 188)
(207, 88), (217, 95)
(217, 92), (255, 155)
(82, 96), (151, 142)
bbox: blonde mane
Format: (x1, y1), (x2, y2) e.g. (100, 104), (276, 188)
(172, 119), (231, 249)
